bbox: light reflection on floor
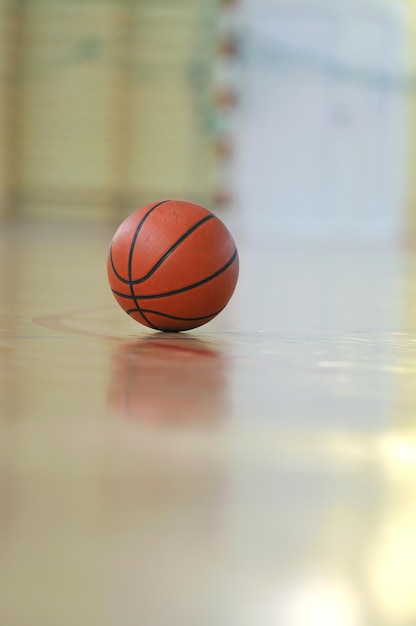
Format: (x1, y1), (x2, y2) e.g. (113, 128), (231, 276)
(1, 220), (416, 626)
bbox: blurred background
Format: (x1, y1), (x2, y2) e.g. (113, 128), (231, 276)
(3, 2), (416, 626)
(0, 0), (227, 221)
(0, 0), (414, 241)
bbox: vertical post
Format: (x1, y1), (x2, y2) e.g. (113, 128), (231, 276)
(1, 2), (26, 217)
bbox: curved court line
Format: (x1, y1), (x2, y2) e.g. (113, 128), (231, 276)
(33, 307), (125, 341)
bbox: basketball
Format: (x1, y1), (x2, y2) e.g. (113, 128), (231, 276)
(107, 200), (239, 332)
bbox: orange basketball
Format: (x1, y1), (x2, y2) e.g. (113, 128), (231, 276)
(107, 200), (239, 332)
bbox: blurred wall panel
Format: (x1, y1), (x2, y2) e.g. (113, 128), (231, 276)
(0, 0), (220, 221)
(0, 2), (23, 217)
(126, 1), (218, 208)
(20, 2), (120, 220)
(233, 0), (408, 242)
(0, 2), (8, 215)
(405, 0), (416, 239)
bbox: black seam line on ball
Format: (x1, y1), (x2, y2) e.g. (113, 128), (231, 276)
(126, 306), (226, 322)
(110, 248), (238, 301)
(133, 213), (215, 285)
(127, 200), (171, 329)
(111, 288), (135, 299)
(110, 200), (170, 285)
(109, 246), (123, 283)
(109, 199), (171, 285)
(111, 213), (215, 286)
(137, 248), (238, 300)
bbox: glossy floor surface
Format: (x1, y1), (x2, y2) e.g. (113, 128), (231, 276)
(1, 218), (416, 626)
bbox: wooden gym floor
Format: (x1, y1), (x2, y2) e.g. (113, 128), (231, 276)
(1, 216), (416, 626)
